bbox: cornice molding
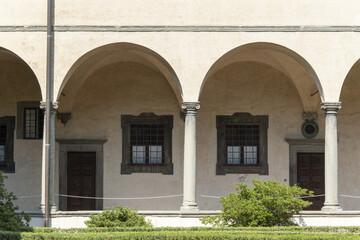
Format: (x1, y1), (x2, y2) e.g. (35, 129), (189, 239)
(3, 25), (360, 33)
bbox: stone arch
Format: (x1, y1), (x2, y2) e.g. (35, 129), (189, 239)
(199, 42), (323, 112)
(339, 58), (360, 104)
(337, 59), (360, 210)
(0, 47), (42, 101)
(57, 42), (183, 110)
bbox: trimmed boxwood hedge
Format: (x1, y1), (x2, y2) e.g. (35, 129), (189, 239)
(1, 227), (360, 239)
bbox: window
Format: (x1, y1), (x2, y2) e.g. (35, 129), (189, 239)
(17, 102), (44, 139)
(0, 117), (15, 173)
(0, 126), (6, 162)
(216, 113), (268, 175)
(121, 113), (173, 174)
(24, 108), (44, 139)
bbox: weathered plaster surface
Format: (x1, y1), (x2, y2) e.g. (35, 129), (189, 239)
(197, 61), (324, 210)
(0, 57), (42, 211)
(55, 62), (184, 210)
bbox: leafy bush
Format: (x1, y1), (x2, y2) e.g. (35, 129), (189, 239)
(85, 206), (152, 228)
(202, 179), (313, 227)
(0, 170), (30, 231)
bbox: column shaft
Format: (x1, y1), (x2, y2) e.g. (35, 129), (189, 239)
(180, 102), (200, 213)
(321, 102), (342, 212)
(40, 102), (58, 213)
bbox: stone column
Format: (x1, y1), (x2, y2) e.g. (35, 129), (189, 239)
(40, 101), (58, 213)
(49, 101), (58, 212)
(321, 102), (342, 212)
(40, 101), (46, 212)
(180, 102), (200, 213)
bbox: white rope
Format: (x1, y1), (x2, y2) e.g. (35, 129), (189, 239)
(200, 195), (221, 199)
(300, 194), (325, 199)
(341, 194), (360, 199)
(16, 195), (41, 199)
(200, 194), (325, 199)
(56, 193), (183, 200)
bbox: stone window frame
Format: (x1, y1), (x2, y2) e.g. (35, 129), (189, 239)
(17, 101), (43, 139)
(216, 113), (269, 175)
(121, 113), (173, 175)
(58, 139), (106, 211)
(0, 116), (15, 173)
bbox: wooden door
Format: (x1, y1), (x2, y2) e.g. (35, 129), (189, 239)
(67, 152), (96, 211)
(297, 153), (325, 210)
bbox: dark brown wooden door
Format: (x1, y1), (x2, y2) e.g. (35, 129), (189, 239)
(67, 152), (96, 211)
(297, 153), (324, 210)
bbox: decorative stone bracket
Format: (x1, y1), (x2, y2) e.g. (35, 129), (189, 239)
(57, 113), (72, 126)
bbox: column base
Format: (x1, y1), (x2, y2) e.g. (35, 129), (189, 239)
(321, 204), (342, 212)
(39, 204), (57, 214)
(180, 202), (199, 213)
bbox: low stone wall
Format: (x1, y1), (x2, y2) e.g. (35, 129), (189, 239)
(26, 210), (360, 228)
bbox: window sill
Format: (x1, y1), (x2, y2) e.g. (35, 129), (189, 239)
(216, 163), (268, 175)
(0, 162), (15, 173)
(121, 162), (173, 175)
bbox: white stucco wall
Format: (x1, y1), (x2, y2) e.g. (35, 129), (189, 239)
(338, 61), (360, 210)
(55, 62), (184, 210)
(0, 59), (42, 211)
(2, 0), (360, 213)
(197, 61), (324, 210)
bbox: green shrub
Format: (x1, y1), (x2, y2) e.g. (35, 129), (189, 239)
(0, 171), (30, 231)
(85, 206), (152, 228)
(1, 229), (358, 240)
(201, 179), (313, 227)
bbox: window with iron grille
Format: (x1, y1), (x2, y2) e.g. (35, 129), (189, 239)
(216, 113), (268, 175)
(130, 124), (164, 164)
(121, 113), (173, 174)
(17, 102), (44, 139)
(0, 117), (15, 173)
(0, 126), (6, 162)
(24, 108), (44, 139)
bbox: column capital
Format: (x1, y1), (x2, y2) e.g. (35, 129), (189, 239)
(321, 102), (341, 112)
(40, 101), (59, 112)
(182, 102), (200, 112)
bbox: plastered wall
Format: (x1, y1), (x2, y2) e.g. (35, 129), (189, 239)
(197, 62), (324, 210)
(2, 0), (360, 211)
(55, 62), (184, 210)
(338, 61), (360, 210)
(0, 59), (42, 211)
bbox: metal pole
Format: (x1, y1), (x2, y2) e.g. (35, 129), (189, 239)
(45, 0), (54, 227)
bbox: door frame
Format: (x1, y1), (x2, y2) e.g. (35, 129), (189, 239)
(286, 139), (324, 187)
(58, 139), (106, 211)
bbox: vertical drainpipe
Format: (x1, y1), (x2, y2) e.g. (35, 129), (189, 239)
(45, 0), (54, 228)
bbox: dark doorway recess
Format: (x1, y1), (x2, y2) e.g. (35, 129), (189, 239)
(67, 152), (96, 211)
(297, 153), (325, 210)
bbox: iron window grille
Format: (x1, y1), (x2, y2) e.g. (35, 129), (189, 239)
(121, 113), (173, 174)
(0, 117), (15, 173)
(24, 108), (44, 139)
(0, 126), (6, 162)
(216, 113), (268, 175)
(17, 102), (44, 140)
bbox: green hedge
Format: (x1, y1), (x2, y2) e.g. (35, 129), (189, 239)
(27, 226), (360, 233)
(1, 228), (360, 240)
